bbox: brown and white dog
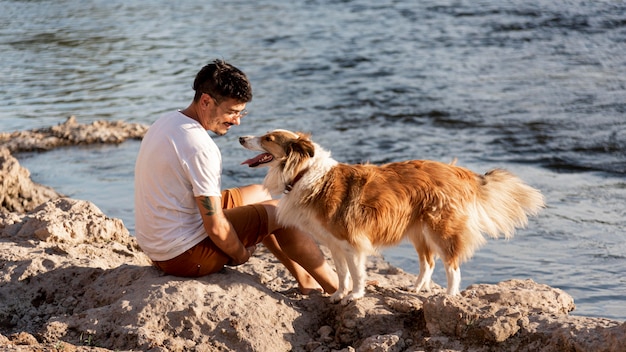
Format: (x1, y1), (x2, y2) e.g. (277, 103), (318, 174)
(239, 130), (544, 304)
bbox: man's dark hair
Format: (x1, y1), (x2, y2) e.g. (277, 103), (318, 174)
(192, 59), (253, 103)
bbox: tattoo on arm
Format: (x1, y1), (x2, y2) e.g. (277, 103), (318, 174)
(201, 197), (217, 216)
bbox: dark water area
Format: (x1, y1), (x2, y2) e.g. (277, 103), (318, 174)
(1, 0), (625, 320)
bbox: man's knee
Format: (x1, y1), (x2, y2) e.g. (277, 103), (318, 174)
(240, 184), (272, 205)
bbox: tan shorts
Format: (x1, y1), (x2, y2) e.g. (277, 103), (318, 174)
(152, 188), (270, 277)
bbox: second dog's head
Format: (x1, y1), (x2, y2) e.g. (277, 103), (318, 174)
(239, 129), (316, 194)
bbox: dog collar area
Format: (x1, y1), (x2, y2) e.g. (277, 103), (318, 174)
(284, 167), (310, 194)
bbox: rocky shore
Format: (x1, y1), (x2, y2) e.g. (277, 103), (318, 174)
(1, 118), (624, 351)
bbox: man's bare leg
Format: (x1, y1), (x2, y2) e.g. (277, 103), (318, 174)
(237, 184), (273, 205)
(237, 184), (337, 294)
(261, 202), (338, 294)
(262, 233), (337, 294)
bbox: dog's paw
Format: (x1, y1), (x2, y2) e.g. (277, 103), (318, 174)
(410, 280), (432, 293)
(446, 287), (460, 296)
(408, 284), (431, 293)
(340, 291), (364, 305)
(329, 291), (345, 303)
(329, 288), (355, 303)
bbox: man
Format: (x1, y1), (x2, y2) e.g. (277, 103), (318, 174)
(134, 59), (337, 294)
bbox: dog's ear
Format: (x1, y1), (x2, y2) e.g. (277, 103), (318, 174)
(283, 138), (315, 178)
(293, 132), (314, 157)
(296, 131), (311, 140)
(289, 138), (315, 158)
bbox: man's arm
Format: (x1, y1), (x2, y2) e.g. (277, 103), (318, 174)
(195, 195), (253, 265)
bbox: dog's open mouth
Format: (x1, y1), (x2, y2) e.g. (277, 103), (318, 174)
(241, 153), (274, 167)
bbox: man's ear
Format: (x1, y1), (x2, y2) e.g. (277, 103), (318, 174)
(200, 93), (213, 108)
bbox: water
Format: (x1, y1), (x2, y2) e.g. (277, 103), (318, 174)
(1, 0), (625, 321)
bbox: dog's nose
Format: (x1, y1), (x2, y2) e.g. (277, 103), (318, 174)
(238, 136), (246, 145)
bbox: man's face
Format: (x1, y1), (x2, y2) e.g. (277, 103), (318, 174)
(203, 95), (248, 135)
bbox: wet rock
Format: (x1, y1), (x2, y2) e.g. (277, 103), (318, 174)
(0, 115), (148, 153)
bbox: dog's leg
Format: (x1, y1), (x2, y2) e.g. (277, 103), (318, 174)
(328, 245), (351, 303)
(412, 253), (435, 293)
(409, 232), (436, 293)
(443, 260), (461, 295)
(341, 250), (367, 304)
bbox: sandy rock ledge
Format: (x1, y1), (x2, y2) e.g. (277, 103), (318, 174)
(1, 199), (624, 352)
(0, 148), (60, 213)
(0, 116), (148, 153)
(0, 121), (624, 351)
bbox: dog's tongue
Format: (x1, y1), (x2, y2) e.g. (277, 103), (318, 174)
(241, 153), (273, 167)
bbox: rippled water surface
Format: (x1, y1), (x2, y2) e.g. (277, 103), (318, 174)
(1, 0), (625, 320)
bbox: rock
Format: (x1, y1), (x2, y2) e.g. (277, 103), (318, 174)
(1, 198), (624, 352)
(422, 280), (625, 351)
(356, 331), (405, 352)
(0, 147), (60, 213)
(332, 283), (427, 348)
(0, 115), (148, 153)
(0, 114), (146, 213)
(4, 197), (131, 245)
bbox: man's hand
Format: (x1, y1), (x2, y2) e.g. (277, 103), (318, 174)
(226, 245), (257, 266)
(196, 195), (255, 266)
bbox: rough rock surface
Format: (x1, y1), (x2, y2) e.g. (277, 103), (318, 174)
(0, 121), (624, 351)
(0, 116), (147, 153)
(1, 198), (624, 352)
(0, 147), (60, 213)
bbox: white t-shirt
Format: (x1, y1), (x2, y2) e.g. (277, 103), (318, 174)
(134, 110), (222, 261)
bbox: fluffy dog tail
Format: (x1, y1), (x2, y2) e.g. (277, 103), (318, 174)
(470, 169), (545, 240)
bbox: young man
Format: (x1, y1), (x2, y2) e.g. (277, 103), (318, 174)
(134, 59), (337, 294)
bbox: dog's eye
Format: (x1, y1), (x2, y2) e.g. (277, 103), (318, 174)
(264, 136), (273, 142)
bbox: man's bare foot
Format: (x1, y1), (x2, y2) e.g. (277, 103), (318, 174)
(298, 285), (324, 295)
(297, 273), (325, 295)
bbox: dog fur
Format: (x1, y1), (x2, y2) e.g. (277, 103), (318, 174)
(240, 130), (545, 304)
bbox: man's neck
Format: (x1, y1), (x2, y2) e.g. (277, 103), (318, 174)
(180, 105), (199, 123)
